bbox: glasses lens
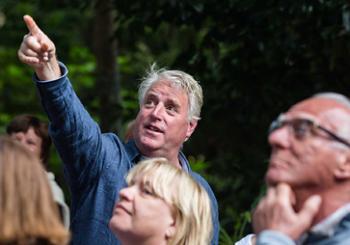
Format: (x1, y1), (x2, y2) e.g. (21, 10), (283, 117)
(291, 119), (314, 139)
(269, 117), (314, 139)
(269, 116), (350, 148)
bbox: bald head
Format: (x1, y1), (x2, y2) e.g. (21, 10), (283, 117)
(287, 93), (350, 142)
(290, 93), (350, 116)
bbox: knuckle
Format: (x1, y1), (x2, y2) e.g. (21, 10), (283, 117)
(25, 48), (33, 55)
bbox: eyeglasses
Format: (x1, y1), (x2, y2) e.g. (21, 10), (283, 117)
(269, 114), (350, 148)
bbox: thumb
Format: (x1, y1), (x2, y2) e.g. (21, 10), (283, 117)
(41, 42), (49, 52)
(298, 195), (322, 228)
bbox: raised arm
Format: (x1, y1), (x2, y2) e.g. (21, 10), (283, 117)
(18, 15), (60, 80)
(17, 15), (112, 189)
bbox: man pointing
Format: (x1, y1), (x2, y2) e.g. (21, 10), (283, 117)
(18, 15), (219, 245)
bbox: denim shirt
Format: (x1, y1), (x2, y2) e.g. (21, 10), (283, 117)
(35, 63), (219, 245)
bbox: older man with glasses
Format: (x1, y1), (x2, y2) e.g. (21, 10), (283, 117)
(251, 92), (350, 245)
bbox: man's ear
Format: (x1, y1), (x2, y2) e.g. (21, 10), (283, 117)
(334, 153), (350, 180)
(184, 120), (198, 142)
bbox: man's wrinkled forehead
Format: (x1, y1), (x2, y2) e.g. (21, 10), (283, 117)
(147, 80), (189, 104)
(150, 79), (184, 92)
(288, 97), (350, 117)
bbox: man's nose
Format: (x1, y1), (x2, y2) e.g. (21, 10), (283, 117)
(151, 104), (164, 118)
(268, 126), (291, 149)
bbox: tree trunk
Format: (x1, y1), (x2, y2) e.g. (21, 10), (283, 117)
(92, 0), (121, 132)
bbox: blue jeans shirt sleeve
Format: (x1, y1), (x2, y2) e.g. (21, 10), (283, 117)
(257, 230), (295, 245)
(35, 63), (124, 190)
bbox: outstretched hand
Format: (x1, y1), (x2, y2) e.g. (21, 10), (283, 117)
(252, 183), (322, 240)
(18, 15), (60, 80)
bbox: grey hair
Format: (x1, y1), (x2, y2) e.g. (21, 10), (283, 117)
(312, 92), (350, 109)
(138, 64), (203, 121)
(312, 92), (350, 144)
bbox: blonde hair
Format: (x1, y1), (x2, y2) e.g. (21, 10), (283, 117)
(0, 136), (70, 245)
(126, 158), (212, 245)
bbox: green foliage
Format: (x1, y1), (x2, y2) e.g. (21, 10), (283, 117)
(219, 211), (252, 244)
(188, 154), (209, 172)
(219, 226), (235, 245)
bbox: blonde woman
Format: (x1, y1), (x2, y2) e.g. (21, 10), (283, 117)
(109, 158), (213, 245)
(0, 136), (70, 245)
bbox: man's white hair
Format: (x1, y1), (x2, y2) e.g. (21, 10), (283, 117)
(312, 92), (350, 144)
(138, 64), (203, 121)
(313, 92), (350, 108)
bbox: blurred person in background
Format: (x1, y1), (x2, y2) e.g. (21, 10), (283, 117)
(0, 136), (70, 245)
(252, 92), (350, 244)
(124, 119), (135, 143)
(6, 114), (70, 228)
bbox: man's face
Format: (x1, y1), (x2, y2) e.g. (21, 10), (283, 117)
(266, 98), (350, 188)
(133, 80), (197, 158)
(10, 127), (42, 160)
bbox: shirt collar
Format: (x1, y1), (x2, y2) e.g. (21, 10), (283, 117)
(124, 139), (190, 172)
(296, 203), (350, 244)
(124, 140), (140, 163)
(311, 203), (350, 237)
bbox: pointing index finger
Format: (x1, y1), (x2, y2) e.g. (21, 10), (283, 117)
(23, 15), (42, 36)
